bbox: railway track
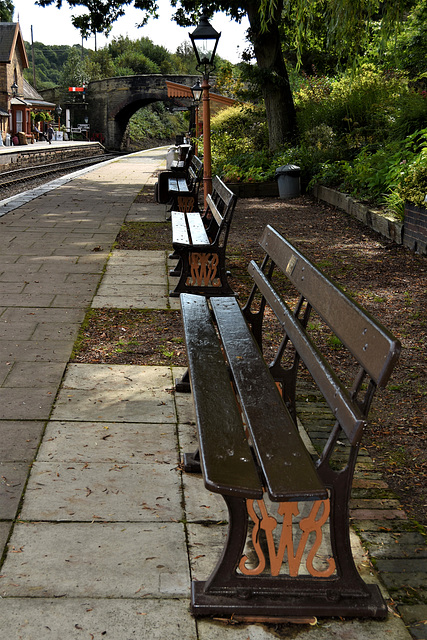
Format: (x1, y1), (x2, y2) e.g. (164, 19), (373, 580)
(0, 153), (119, 194)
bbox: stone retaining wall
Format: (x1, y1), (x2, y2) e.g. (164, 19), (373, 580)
(312, 185), (406, 248)
(0, 142), (106, 172)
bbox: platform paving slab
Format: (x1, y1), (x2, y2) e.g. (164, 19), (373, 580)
(0, 521), (190, 598)
(0, 387), (56, 420)
(0, 362), (11, 385)
(0, 307), (86, 324)
(91, 290), (170, 309)
(91, 249), (174, 309)
(196, 616), (412, 640)
(0, 597), (197, 640)
(398, 605), (427, 640)
(51, 363), (177, 423)
(0, 420), (45, 460)
(0, 339), (76, 362)
(38, 420), (178, 464)
(183, 474), (229, 523)
(0, 522), (9, 551)
(0, 461), (30, 519)
(21, 460), (183, 522)
(126, 201), (167, 222)
(95, 283), (167, 299)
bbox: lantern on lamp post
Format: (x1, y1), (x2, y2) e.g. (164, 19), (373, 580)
(189, 12), (221, 207)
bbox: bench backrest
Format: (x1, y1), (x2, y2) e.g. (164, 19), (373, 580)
(243, 225), (401, 448)
(187, 155), (203, 192)
(203, 175), (238, 248)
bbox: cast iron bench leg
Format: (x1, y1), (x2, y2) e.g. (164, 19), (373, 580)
(191, 495), (249, 613)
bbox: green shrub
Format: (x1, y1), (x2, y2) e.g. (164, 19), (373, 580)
(296, 64), (410, 148)
(211, 105), (270, 181)
(211, 62), (427, 216)
(390, 90), (427, 138)
(310, 128), (427, 219)
(399, 153), (427, 207)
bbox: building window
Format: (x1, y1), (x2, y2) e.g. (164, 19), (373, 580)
(16, 110), (23, 132)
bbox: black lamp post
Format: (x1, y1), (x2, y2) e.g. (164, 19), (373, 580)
(191, 79), (202, 154)
(55, 105), (62, 135)
(11, 81), (18, 97)
(190, 12), (221, 206)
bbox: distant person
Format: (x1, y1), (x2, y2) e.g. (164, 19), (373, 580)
(47, 125), (54, 144)
(33, 124), (47, 142)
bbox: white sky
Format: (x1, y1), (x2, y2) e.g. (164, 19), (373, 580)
(13, 0), (249, 64)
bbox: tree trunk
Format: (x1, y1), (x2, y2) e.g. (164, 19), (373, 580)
(246, 0), (297, 151)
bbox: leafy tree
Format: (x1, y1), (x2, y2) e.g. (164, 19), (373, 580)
(0, 0), (13, 21)
(383, 1), (427, 77)
(214, 61), (244, 98)
(260, 0), (412, 63)
(137, 37), (173, 72)
(172, 41), (199, 74)
(60, 46), (91, 87)
(85, 47), (116, 79)
(105, 36), (172, 73)
(115, 50), (160, 73)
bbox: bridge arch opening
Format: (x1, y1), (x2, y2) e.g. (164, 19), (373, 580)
(116, 98), (191, 151)
(87, 75), (201, 150)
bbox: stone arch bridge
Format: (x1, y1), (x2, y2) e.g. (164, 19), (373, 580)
(88, 74), (200, 150)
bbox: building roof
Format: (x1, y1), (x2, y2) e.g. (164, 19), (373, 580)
(166, 80), (236, 107)
(11, 96), (30, 106)
(0, 22), (29, 67)
(23, 79), (56, 109)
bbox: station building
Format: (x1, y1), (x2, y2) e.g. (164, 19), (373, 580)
(0, 22), (55, 144)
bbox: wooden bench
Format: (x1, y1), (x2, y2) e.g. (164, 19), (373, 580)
(167, 154), (203, 213)
(169, 175), (237, 298)
(179, 225), (401, 620)
(170, 144), (192, 172)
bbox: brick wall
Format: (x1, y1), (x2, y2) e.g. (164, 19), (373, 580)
(403, 203), (427, 256)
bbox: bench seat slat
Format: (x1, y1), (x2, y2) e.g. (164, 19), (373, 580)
(171, 211), (189, 245)
(177, 177), (189, 192)
(168, 177), (191, 193)
(211, 296), (327, 502)
(181, 294), (263, 499)
(186, 211), (210, 245)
